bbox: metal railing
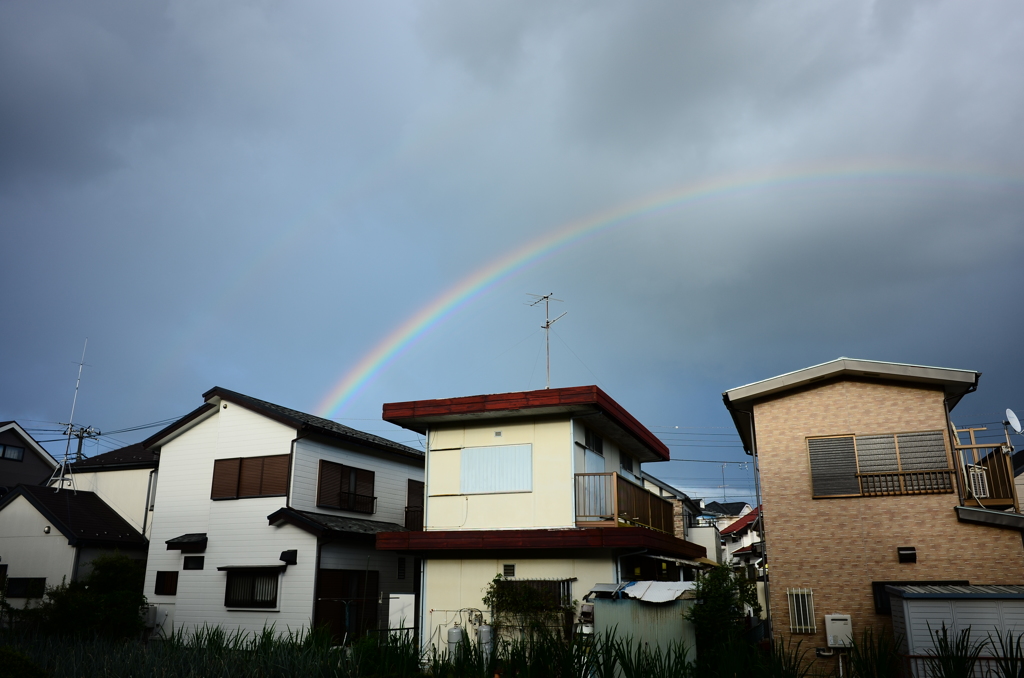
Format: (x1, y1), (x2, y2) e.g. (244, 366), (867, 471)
(574, 472), (674, 534)
(404, 506), (423, 531)
(954, 444), (1017, 511)
(857, 469), (955, 496)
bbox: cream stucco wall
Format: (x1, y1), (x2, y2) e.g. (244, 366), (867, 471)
(0, 495), (77, 606)
(422, 556), (616, 648)
(426, 419), (577, 530)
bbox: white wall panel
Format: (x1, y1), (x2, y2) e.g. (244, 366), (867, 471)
(460, 444), (532, 494)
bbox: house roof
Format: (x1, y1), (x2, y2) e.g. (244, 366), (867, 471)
(0, 421), (59, 470)
(383, 385), (670, 463)
(722, 358), (981, 453)
(267, 507), (406, 538)
(721, 506), (760, 535)
(704, 501), (751, 517)
(0, 484), (147, 548)
(886, 584), (1024, 600)
(640, 471), (690, 501)
(71, 443), (158, 472)
(144, 387), (424, 462)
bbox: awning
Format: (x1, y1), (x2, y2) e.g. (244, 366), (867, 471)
(620, 580), (697, 603)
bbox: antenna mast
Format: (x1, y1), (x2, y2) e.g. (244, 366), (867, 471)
(527, 293), (567, 389)
(50, 340), (100, 491)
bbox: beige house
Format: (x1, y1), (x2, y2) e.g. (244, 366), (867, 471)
(723, 358), (1024, 666)
(378, 385), (706, 649)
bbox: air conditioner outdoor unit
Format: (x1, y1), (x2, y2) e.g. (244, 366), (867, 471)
(967, 465), (990, 499)
(142, 604), (159, 628)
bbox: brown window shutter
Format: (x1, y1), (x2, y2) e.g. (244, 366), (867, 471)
(261, 455), (290, 496)
(355, 468), (374, 499)
(211, 458), (241, 499)
(238, 457), (264, 497)
(317, 460), (343, 509)
(407, 479), (424, 508)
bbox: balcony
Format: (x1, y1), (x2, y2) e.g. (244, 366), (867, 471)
(574, 472), (674, 534)
(953, 443), (1017, 511)
(404, 505), (424, 531)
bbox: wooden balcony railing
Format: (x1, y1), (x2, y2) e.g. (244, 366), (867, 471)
(857, 469), (955, 496)
(954, 443), (1017, 511)
(574, 472), (674, 534)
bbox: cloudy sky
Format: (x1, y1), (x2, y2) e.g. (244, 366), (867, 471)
(3, 0), (1024, 503)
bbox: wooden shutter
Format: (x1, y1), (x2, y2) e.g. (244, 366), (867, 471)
(261, 455), (290, 496)
(238, 457), (264, 497)
(317, 460), (343, 509)
(354, 468), (374, 499)
(807, 437), (860, 497)
(211, 458), (241, 499)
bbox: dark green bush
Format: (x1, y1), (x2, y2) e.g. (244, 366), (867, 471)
(0, 645), (48, 678)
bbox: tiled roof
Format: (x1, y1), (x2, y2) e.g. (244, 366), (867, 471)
(3, 485), (147, 547)
(722, 506), (760, 535)
(704, 501), (750, 517)
(146, 387), (423, 460)
(72, 443), (158, 470)
(267, 507), (406, 537)
(166, 533), (208, 544)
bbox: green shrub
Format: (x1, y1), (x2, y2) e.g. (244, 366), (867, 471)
(0, 646), (48, 678)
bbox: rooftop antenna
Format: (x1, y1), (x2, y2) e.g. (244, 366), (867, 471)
(50, 340), (100, 492)
(526, 293), (566, 389)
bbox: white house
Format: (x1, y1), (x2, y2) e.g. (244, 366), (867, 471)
(141, 387), (425, 642)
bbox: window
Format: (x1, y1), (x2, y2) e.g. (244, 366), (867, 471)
(808, 430), (953, 498)
(225, 569), (279, 608)
(183, 556), (205, 571)
(0, 445), (24, 461)
(620, 455), (634, 474)
(211, 455), (289, 500)
(397, 558), (406, 580)
(584, 429), (603, 455)
(154, 571), (178, 595)
(6, 577), (45, 598)
(503, 563), (516, 577)
(317, 460), (376, 514)
(787, 588), (816, 633)
(461, 444), (532, 494)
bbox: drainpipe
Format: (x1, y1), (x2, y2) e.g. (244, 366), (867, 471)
(142, 468), (156, 537)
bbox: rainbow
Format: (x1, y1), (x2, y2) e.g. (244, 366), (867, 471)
(315, 161), (1023, 417)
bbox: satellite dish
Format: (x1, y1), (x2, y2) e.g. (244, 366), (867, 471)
(1007, 409), (1022, 435)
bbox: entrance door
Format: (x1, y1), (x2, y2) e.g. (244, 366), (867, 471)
(314, 568), (380, 644)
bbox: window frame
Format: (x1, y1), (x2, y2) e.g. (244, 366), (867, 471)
(154, 571), (178, 596)
(787, 588), (816, 634)
(460, 443), (533, 495)
(183, 556), (205, 571)
(0, 445), (25, 461)
(5, 577), (45, 598)
(316, 460), (377, 514)
(223, 568), (281, 610)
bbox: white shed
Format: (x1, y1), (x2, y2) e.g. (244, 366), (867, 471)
(888, 584), (1024, 656)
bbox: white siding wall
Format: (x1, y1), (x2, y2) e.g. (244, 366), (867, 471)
(902, 598), (1024, 655)
(0, 495), (77, 606)
(68, 468), (154, 536)
(290, 438), (424, 527)
(145, 401), (316, 638)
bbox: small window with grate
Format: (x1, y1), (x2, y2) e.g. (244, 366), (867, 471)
(397, 557), (406, 580)
(503, 563), (516, 578)
(787, 588), (816, 633)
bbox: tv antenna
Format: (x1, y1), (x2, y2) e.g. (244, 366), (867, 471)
(49, 339), (100, 492)
(527, 293), (566, 389)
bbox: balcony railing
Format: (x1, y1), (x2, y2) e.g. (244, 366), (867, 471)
(574, 472), (674, 534)
(954, 443), (1017, 511)
(404, 506), (424, 531)
(857, 469), (955, 496)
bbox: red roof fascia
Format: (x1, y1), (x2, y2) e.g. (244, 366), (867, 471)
(732, 544), (755, 554)
(383, 385), (669, 461)
(721, 506), (760, 535)
(375, 527), (706, 560)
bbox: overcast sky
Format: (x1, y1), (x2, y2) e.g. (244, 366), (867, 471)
(3, 1), (1024, 504)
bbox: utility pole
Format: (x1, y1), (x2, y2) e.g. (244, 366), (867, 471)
(527, 293), (566, 389)
(50, 340), (99, 491)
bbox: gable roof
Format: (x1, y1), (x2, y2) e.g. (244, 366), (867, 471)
(267, 507), (406, 538)
(0, 485), (147, 548)
(144, 387), (423, 462)
(0, 421), (59, 469)
(704, 501), (751, 517)
(383, 385), (669, 463)
(71, 443), (158, 472)
(723, 357), (980, 453)
(721, 506), (760, 535)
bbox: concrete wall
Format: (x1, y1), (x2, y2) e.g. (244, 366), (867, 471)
(0, 494), (76, 607)
(426, 418), (576, 530)
(754, 379), (1024, 665)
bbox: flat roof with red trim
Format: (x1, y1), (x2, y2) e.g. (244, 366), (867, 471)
(376, 527), (706, 560)
(383, 385), (669, 462)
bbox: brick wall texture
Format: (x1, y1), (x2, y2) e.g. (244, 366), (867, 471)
(753, 378), (1024, 661)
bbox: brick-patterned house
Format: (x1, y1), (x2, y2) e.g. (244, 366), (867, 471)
(723, 358), (1024, 664)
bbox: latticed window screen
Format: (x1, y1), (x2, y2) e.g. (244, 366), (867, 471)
(808, 437), (859, 497)
(787, 588), (816, 633)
